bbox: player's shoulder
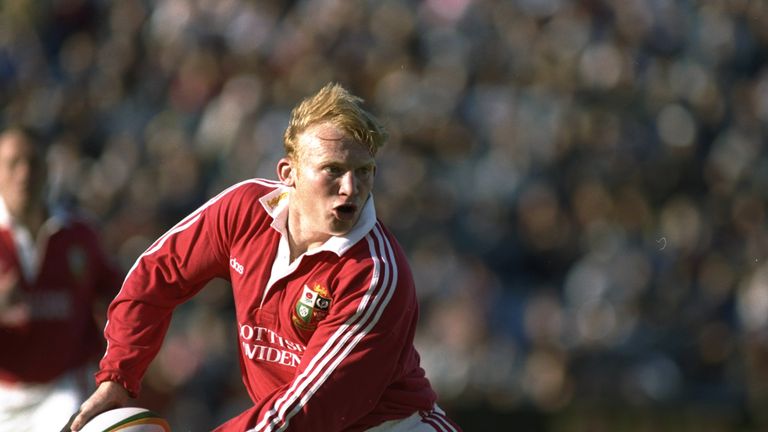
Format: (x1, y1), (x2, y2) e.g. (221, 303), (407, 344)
(208, 178), (283, 209)
(346, 221), (410, 270)
(48, 207), (106, 247)
(368, 221), (407, 256)
(204, 178), (285, 231)
(218, 177), (283, 199)
(338, 222), (417, 304)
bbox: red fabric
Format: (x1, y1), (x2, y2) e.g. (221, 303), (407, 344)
(97, 179), (438, 431)
(0, 215), (121, 384)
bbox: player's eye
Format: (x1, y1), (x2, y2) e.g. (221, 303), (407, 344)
(324, 165), (344, 176)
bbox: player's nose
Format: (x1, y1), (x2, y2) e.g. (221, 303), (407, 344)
(338, 171), (358, 196)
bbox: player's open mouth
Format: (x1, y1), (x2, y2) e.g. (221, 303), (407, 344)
(333, 204), (357, 221)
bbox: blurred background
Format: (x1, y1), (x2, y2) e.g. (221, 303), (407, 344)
(2, 0), (768, 430)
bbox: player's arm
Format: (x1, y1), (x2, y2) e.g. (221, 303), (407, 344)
(71, 187), (243, 430)
(94, 203), (229, 396)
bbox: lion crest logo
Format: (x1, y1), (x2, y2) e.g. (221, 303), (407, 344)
(291, 283), (332, 332)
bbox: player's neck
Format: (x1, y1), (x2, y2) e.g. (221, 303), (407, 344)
(286, 214), (327, 263)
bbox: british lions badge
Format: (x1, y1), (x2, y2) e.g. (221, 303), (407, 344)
(292, 283), (332, 332)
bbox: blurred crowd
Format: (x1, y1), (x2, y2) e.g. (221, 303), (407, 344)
(2, 0), (768, 430)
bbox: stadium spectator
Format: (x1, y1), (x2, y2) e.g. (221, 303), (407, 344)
(0, 127), (121, 431)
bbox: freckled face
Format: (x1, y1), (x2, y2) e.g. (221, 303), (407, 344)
(281, 123), (376, 244)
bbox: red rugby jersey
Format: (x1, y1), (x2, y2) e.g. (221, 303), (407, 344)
(97, 179), (437, 431)
(0, 207), (121, 384)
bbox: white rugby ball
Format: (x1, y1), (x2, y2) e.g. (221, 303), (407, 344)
(79, 407), (171, 432)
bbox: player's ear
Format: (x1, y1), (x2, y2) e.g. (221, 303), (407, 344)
(277, 157), (296, 187)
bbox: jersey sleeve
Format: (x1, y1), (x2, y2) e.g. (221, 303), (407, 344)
(215, 226), (427, 431)
(95, 187), (239, 396)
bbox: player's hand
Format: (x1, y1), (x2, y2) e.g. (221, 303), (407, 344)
(68, 381), (131, 431)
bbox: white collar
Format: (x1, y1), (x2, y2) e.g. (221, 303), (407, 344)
(0, 196), (11, 228)
(0, 197), (68, 281)
(258, 185), (377, 257)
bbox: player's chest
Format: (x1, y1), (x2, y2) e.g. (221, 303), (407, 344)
(0, 229), (94, 288)
(228, 239), (338, 345)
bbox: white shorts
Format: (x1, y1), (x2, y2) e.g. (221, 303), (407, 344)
(366, 405), (460, 432)
(0, 366), (94, 432)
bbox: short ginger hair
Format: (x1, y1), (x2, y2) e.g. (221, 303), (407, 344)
(283, 83), (388, 159)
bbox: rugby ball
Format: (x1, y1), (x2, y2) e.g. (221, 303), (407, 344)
(79, 407), (170, 432)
